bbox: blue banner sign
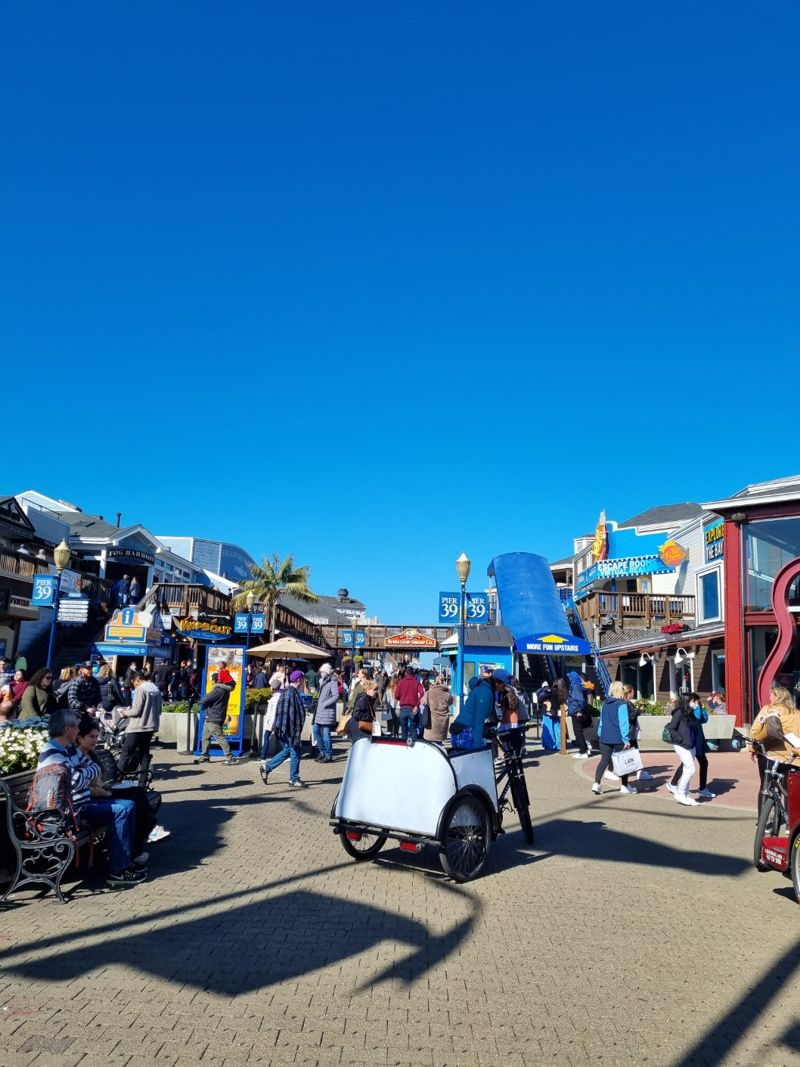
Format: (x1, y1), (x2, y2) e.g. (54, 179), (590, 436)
(341, 629), (366, 648)
(31, 574), (56, 606)
(234, 613), (250, 634)
(250, 614), (265, 633)
(438, 591), (489, 625)
(576, 555), (675, 590)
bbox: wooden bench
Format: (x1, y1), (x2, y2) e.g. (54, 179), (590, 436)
(0, 770), (105, 905)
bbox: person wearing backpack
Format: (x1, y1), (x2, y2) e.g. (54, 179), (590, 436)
(34, 709), (144, 886)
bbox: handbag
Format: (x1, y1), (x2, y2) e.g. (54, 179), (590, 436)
(661, 723), (673, 744)
(371, 719), (382, 737)
(335, 712), (352, 736)
(611, 747), (643, 777)
(358, 718), (373, 734)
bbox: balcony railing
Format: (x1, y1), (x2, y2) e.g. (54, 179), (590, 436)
(578, 591), (696, 629)
(150, 583), (232, 618)
(0, 551), (47, 581)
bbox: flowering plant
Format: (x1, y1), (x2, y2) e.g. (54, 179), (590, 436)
(0, 724), (49, 777)
(660, 623), (686, 635)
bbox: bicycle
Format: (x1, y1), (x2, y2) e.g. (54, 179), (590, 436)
(491, 724), (534, 845)
(752, 739), (796, 872)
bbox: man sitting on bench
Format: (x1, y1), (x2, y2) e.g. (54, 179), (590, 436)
(37, 710), (145, 888)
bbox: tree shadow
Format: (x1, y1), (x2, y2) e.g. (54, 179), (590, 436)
(537, 818), (752, 877)
(6, 889), (477, 996)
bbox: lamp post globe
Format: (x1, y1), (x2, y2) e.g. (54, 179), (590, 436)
(456, 552), (471, 585)
(455, 552), (471, 715)
(53, 540), (71, 572)
(245, 591), (255, 613)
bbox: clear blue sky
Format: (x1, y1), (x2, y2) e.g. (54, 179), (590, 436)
(3, 2), (798, 622)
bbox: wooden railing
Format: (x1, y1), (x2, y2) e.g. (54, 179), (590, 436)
(0, 551), (47, 581)
(578, 591), (696, 629)
(148, 583), (232, 618)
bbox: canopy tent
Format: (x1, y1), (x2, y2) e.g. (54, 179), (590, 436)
(487, 552), (590, 656)
(246, 636), (332, 660)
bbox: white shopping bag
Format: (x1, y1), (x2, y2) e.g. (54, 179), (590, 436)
(611, 747), (643, 777)
(371, 720), (383, 737)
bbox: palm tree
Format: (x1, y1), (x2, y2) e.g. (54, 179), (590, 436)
(233, 554), (319, 641)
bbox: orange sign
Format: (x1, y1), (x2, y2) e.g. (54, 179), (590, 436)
(591, 510), (608, 562)
(659, 539), (686, 567)
(385, 629), (437, 649)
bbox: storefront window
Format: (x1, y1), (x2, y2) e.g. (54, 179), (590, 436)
(697, 568), (721, 622)
(744, 517), (800, 611)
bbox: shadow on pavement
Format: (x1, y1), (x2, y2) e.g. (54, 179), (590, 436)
(537, 818), (752, 877)
(6, 887), (478, 996)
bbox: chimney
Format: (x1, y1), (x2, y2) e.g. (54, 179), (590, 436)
(116, 512), (122, 528)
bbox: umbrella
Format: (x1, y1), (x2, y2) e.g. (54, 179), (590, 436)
(246, 636), (332, 660)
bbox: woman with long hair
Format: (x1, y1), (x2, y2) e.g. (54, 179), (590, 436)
(750, 685), (800, 809)
(18, 667), (57, 719)
(666, 692), (714, 799)
(665, 695), (700, 807)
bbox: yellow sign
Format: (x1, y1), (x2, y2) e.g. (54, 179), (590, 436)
(591, 510), (608, 562)
(658, 539), (686, 567)
(176, 618), (232, 636)
(204, 646), (245, 737)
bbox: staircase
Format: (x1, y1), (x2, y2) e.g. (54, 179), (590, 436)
(561, 591), (612, 699)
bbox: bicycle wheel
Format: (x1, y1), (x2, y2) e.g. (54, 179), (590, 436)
(791, 835), (800, 904)
(340, 829), (387, 861)
(439, 796), (490, 882)
(510, 771), (534, 845)
(754, 797), (783, 871)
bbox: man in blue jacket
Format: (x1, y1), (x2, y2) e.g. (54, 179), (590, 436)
(450, 675), (495, 750)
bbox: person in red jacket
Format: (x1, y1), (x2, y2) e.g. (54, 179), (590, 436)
(395, 666), (424, 741)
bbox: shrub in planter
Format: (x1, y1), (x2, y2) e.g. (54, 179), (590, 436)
(244, 688), (272, 712)
(634, 700), (666, 716)
(162, 701), (191, 714)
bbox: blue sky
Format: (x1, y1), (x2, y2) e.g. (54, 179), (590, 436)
(2, 2), (799, 622)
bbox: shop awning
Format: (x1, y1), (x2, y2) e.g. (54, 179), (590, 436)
(487, 552), (590, 656)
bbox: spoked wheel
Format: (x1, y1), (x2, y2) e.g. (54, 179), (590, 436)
(754, 797), (784, 871)
(791, 836), (800, 903)
(510, 773), (534, 845)
(439, 796), (490, 882)
(340, 828), (387, 861)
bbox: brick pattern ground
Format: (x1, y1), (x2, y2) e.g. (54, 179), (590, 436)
(1, 738), (798, 1066)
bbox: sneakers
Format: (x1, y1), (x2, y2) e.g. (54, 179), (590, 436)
(637, 770), (653, 780)
(619, 785), (638, 795)
(223, 756), (238, 765)
(586, 747), (593, 757)
(148, 825), (171, 843)
(133, 851), (149, 866)
(315, 754), (326, 763)
(572, 752), (590, 759)
(676, 795), (700, 807)
(193, 756), (210, 764)
(696, 788), (716, 799)
(603, 770), (620, 781)
(259, 764), (270, 784)
(591, 782), (602, 795)
(289, 779), (308, 788)
(666, 782), (677, 795)
(107, 866), (146, 887)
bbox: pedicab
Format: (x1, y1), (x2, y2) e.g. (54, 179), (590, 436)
(752, 740), (800, 902)
(330, 730), (530, 881)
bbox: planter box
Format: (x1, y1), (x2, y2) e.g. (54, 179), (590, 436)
(565, 713), (737, 745)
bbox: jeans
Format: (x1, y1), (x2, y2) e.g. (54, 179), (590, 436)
(260, 729), (272, 761)
(314, 723), (332, 759)
(200, 719), (231, 757)
(673, 745), (696, 797)
(266, 737), (302, 781)
(399, 707), (415, 741)
(108, 785), (158, 856)
(671, 749), (707, 790)
(118, 731), (153, 787)
(82, 799), (136, 871)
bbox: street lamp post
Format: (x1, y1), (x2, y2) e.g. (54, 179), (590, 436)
(46, 539), (72, 669)
(351, 613), (359, 681)
(455, 552), (471, 714)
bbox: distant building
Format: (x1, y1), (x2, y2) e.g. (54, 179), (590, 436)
(156, 536), (256, 583)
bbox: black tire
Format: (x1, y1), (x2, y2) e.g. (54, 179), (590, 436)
(510, 773), (534, 845)
(791, 835), (800, 904)
(340, 829), (387, 861)
(439, 795), (490, 882)
(754, 797), (783, 871)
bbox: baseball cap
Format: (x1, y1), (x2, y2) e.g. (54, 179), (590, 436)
(492, 668), (513, 686)
(290, 670), (305, 683)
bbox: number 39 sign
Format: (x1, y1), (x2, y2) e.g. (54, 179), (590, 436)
(438, 591), (489, 625)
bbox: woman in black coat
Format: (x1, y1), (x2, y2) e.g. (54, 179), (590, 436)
(348, 681), (377, 742)
(666, 696), (698, 807)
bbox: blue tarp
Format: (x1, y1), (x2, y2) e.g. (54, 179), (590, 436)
(487, 551), (591, 656)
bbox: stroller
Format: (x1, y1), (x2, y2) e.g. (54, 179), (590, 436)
(97, 708), (154, 789)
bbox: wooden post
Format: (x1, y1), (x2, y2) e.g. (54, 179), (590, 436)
(560, 700), (567, 754)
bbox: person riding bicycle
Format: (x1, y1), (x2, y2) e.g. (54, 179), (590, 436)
(450, 674), (494, 750)
(750, 685), (800, 809)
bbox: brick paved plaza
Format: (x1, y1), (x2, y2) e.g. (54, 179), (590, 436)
(1, 740), (798, 1067)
